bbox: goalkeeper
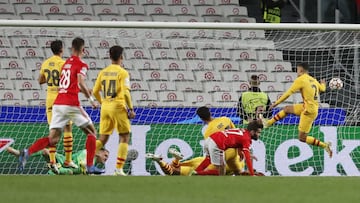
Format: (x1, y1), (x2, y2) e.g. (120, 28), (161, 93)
(7, 147), (108, 175)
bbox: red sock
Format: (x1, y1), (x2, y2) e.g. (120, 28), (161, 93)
(196, 169), (220, 176)
(195, 157), (211, 172)
(85, 134), (96, 167)
(28, 137), (50, 155)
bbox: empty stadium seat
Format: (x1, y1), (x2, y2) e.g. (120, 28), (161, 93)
(122, 61), (134, 70)
(130, 81), (150, 91)
(22, 90), (46, 100)
(253, 72), (276, 82)
(240, 61), (266, 72)
(148, 81), (176, 91)
(204, 81), (231, 92)
(128, 69), (142, 81)
(132, 59), (160, 70)
(124, 49), (151, 59)
(213, 61), (240, 71)
(0, 48), (18, 58)
(7, 69), (33, 80)
(257, 50), (283, 61)
(142, 70), (169, 81)
(162, 30), (189, 39)
(222, 39), (248, 50)
(184, 92), (213, 106)
(247, 39), (275, 49)
(14, 4), (41, 15)
(0, 37), (11, 47)
(0, 13), (20, 19)
(195, 5), (223, 17)
(169, 5), (197, 16)
(197, 40), (222, 50)
(170, 40), (197, 49)
(158, 60), (187, 70)
(99, 15), (126, 21)
(185, 92), (212, 105)
(186, 60), (213, 71)
(139, 0), (163, 5)
(177, 49), (204, 60)
(145, 39), (171, 49)
(66, 4), (93, 15)
(25, 60), (42, 71)
(132, 91), (158, 101)
(41, 4), (67, 16)
(96, 48), (109, 59)
(221, 71), (248, 82)
(176, 15), (204, 22)
(168, 70), (195, 81)
(175, 81), (203, 92)
(1, 59), (25, 69)
(20, 13), (47, 20)
(11, 37), (38, 48)
(138, 29), (162, 39)
(121, 39), (144, 49)
(113, 0), (138, 5)
(276, 72), (298, 83)
(63, 0), (86, 4)
(35, 0), (61, 5)
(259, 81), (284, 92)
(0, 4), (15, 15)
(126, 15), (153, 21)
(86, 70), (98, 81)
(14, 80), (41, 90)
(221, 5), (248, 17)
(152, 15), (178, 22)
(213, 91), (238, 102)
(93, 5), (119, 16)
(4, 28), (31, 37)
(231, 49), (257, 61)
(2, 100), (28, 106)
(87, 0), (111, 5)
(216, 0), (239, 5)
(18, 48), (45, 58)
(230, 81), (250, 92)
(89, 38), (116, 49)
(190, 0), (215, 6)
(203, 16), (228, 22)
(0, 90), (22, 100)
(47, 14), (74, 20)
(28, 100), (46, 106)
(214, 30), (240, 39)
(0, 80), (14, 90)
(194, 70), (222, 81)
(87, 59), (105, 69)
(266, 61), (293, 72)
(163, 0), (189, 6)
(241, 30), (265, 39)
(158, 91), (185, 101)
(118, 5), (145, 15)
(205, 50), (231, 61)
(145, 5), (171, 15)
(151, 49), (178, 60)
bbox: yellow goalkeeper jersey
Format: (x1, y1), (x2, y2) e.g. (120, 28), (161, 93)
(203, 116), (236, 139)
(275, 73), (326, 114)
(93, 64), (131, 107)
(39, 55), (65, 104)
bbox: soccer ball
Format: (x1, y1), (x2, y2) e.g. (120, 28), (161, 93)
(329, 78), (343, 90)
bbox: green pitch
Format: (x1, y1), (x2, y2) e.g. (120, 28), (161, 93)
(0, 176), (359, 203)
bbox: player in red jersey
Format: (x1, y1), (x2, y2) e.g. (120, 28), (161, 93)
(194, 120), (263, 176)
(18, 37), (100, 174)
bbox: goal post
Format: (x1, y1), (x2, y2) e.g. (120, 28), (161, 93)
(0, 20), (359, 176)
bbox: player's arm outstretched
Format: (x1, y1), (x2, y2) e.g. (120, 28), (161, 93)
(270, 78), (302, 109)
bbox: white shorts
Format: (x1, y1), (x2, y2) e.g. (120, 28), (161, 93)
(204, 138), (225, 166)
(49, 105), (92, 130)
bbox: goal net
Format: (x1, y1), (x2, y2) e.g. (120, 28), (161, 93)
(0, 22), (359, 176)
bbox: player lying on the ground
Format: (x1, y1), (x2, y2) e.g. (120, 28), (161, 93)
(194, 120), (263, 176)
(146, 148), (263, 176)
(7, 147), (109, 175)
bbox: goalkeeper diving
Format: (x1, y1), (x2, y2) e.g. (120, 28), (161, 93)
(7, 146), (109, 175)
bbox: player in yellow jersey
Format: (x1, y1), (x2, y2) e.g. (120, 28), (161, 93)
(38, 40), (76, 173)
(265, 63), (333, 157)
(147, 106), (248, 175)
(93, 45), (136, 176)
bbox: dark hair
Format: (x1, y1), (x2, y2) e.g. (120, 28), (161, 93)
(71, 37), (85, 52)
(297, 62), (309, 71)
(196, 106), (211, 121)
(99, 147), (109, 154)
(109, 45), (124, 61)
(249, 74), (260, 87)
(247, 120), (263, 131)
(50, 40), (63, 55)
